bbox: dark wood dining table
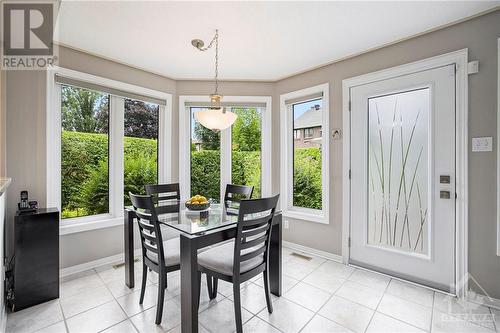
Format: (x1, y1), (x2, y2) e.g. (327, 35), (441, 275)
(123, 202), (283, 333)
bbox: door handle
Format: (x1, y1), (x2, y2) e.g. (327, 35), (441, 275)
(440, 191), (451, 199)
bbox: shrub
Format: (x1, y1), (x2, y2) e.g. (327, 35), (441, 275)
(61, 131), (157, 217)
(293, 148), (322, 209)
(231, 151), (261, 198)
(190, 150), (221, 200)
(61, 131), (323, 216)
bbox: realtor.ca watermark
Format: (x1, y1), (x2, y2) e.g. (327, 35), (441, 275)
(1, 1), (58, 70)
(438, 273), (498, 329)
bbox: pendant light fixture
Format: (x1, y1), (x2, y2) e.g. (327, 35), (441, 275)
(191, 29), (237, 131)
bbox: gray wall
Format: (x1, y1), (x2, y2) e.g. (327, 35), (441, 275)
(1, 70), (6, 177)
(276, 10), (500, 298)
(3, 9), (500, 298)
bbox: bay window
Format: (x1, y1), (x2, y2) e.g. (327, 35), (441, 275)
(47, 67), (172, 233)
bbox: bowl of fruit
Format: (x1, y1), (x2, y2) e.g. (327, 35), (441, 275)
(185, 195), (210, 211)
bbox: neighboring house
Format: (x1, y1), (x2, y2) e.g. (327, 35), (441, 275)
(293, 105), (322, 148)
(192, 139), (202, 151)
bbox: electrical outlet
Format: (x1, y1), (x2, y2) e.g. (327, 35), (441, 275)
(472, 137), (493, 152)
(284, 220), (289, 229)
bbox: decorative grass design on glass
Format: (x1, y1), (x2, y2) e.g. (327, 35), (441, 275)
(368, 88), (430, 254)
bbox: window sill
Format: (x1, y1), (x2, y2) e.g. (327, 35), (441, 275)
(60, 216), (124, 235)
(282, 209), (329, 224)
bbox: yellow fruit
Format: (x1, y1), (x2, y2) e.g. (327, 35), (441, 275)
(200, 196), (207, 201)
(200, 200), (208, 204)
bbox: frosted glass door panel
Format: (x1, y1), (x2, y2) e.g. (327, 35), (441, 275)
(368, 88), (430, 255)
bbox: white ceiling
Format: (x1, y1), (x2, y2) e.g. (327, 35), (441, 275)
(55, 1), (499, 81)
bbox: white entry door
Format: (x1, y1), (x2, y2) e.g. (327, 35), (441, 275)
(349, 64), (456, 293)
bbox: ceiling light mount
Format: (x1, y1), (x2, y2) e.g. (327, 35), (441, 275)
(191, 39), (204, 49)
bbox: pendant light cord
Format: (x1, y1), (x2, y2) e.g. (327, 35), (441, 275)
(195, 30), (219, 95)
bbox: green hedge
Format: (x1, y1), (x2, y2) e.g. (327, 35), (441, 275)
(293, 148), (322, 209)
(61, 131), (157, 218)
(62, 131), (322, 217)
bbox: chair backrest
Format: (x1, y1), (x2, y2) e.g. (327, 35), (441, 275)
(224, 184), (254, 212)
(129, 192), (165, 267)
(233, 194), (280, 277)
(144, 183), (180, 215)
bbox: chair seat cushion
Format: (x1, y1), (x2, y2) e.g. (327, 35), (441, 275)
(198, 240), (264, 276)
(146, 237), (180, 266)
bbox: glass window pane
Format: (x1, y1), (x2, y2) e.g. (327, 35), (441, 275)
(124, 99), (159, 206)
(191, 107), (221, 202)
(368, 88), (430, 254)
(61, 85), (109, 219)
(231, 107), (262, 198)
(292, 99), (323, 210)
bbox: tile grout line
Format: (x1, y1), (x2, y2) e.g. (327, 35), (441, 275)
(297, 264), (354, 333)
(93, 267), (134, 333)
(362, 277), (392, 333)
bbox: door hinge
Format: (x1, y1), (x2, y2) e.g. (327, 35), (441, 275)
(455, 192), (458, 199)
(348, 237), (351, 248)
(348, 100), (351, 112)
(349, 169), (351, 179)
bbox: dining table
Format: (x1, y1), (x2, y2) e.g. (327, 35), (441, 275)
(123, 202), (283, 333)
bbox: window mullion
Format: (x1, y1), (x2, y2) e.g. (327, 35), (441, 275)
(220, 107), (232, 203)
(109, 96), (125, 217)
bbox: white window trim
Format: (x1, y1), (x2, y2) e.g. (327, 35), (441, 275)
(179, 95), (272, 203)
(280, 83), (330, 224)
(46, 66), (173, 234)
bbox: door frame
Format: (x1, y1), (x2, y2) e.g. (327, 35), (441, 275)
(342, 49), (469, 298)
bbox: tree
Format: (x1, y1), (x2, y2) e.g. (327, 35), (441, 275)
(61, 86), (108, 133)
(232, 108), (261, 151)
(124, 99), (159, 139)
(194, 121), (220, 150)
(193, 107), (261, 151)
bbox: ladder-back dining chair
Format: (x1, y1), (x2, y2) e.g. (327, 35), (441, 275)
(197, 194), (280, 333)
(223, 184), (254, 214)
(144, 183), (181, 214)
(129, 192), (181, 325)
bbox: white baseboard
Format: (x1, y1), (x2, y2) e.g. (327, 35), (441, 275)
(467, 291), (500, 311)
(60, 249), (142, 278)
(283, 241), (342, 263)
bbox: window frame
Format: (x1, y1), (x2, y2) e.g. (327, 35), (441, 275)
(280, 83), (330, 224)
(293, 129), (301, 139)
(179, 95), (272, 203)
(47, 66), (172, 235)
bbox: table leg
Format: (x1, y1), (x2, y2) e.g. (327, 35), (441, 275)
(269, 214), (282, 296)
(180, 235), (199, 333)
(124, 210), (135, 288)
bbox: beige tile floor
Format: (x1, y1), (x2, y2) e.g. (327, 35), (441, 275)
(6, 247), (499, 333)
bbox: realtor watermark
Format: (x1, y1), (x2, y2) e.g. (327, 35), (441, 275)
(439, 273), (498, 328)
(1, 1), (58, 70)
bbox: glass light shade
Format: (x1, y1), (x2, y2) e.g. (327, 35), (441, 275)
(194, 108), (237, 131)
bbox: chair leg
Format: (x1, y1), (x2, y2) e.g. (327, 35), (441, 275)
(139, 263), (148, 304)
(155, 272), (166, 325)
(206, 274), (213, 299)
(263, 270), (273, 313)
(232, 283), (243, 333)
(212, 278), (218, 299)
